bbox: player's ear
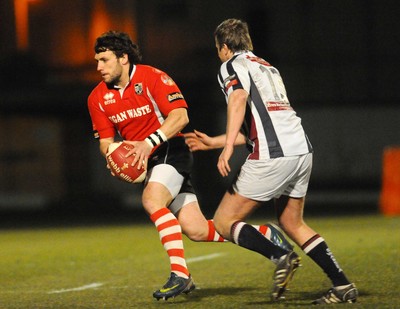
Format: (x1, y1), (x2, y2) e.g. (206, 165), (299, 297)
(222, 44), (230, 53)
(120, 53), (129, 65)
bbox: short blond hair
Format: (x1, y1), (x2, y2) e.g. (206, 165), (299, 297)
(214, 18), (253, 52)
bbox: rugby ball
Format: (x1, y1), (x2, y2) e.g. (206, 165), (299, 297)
(106, 142), (146, 183)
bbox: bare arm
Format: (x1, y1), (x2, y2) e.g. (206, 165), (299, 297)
(218, 89), (248, 177)
(224, 89), (248, 148)
(184, 130), (246, 151)
(126, 107), (189, 169)
(158, 108), (189, 139)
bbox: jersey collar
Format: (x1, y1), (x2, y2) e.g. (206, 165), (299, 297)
(114, 65), (136, 92)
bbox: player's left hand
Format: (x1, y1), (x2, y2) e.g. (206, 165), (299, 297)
(123, 140), (151, 170)
(105, 161), (116, 176)
(217, 145), (234, 177)
(184, 129), (213, 151)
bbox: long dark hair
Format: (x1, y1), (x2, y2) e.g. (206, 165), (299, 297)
(94, 31), (142, 64)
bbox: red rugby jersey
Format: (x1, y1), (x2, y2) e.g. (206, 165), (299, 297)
(88, 65), (187, 141)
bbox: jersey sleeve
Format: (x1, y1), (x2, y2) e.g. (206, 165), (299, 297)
(234, 59), (251, 92)
(145, 68), (188, 116)
(221, 58), (251, 98)
(87, 91), (115, 139)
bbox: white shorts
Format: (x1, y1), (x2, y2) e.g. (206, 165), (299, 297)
(146, 164), (198, 215)
(233, 153), (313, 201)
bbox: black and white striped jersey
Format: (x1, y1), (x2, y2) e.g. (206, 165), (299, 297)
(217, 51), (313, 160)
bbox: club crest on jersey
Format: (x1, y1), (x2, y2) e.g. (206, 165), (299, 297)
(167, 92), (184, 103)
(161, 74), (175, 86)
(134, 83), (143, 95)
(223, 74), (238, 91)
(103, 92), (116, 105)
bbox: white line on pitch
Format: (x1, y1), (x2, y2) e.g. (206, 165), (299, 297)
(47, 282), (103, 294)
(46, 254), (225, 294)
(186, 252), (226, 264)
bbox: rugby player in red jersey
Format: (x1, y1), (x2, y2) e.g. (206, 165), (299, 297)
(87, 31), (293, 300)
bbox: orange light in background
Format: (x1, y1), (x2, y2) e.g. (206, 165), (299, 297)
(120, 5), (137, 42)
(82, 0), (138, 82)
(14, 0), (38, 51)
(89, 0), (112, 47)
(89, 0), (138, 50)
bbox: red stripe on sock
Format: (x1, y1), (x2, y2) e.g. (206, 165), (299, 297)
(207, 220), (215, 241)
(161, 232), (182, 245)
(157, 218), (179, 232)
(301, 234), (321, 250)
(171, 264), (190, 277)
(150, 208), (170, 223)
(167, 248), (185, 258)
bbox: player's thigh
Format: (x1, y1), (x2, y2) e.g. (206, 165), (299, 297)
(213, 191), (259, 237)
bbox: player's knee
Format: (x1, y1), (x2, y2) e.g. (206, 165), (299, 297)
(142, 194), (171, 215)
(212, 218), (230, 239)
(142, 200), (161, 215)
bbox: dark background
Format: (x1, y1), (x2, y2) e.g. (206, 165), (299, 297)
(0, 0), (399, 224)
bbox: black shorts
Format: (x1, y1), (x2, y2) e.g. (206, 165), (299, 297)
(148, 136), (195, 195)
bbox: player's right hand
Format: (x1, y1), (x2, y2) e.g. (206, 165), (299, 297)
(217, 145), (233, 177)
(123, 140), (150, 170)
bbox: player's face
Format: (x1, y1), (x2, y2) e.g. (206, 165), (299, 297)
(95, 50), (124, 86)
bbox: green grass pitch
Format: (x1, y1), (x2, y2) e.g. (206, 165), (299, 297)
(0, 214), (399, 308)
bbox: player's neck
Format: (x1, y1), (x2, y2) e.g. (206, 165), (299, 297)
(115, 72), (130, 89)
